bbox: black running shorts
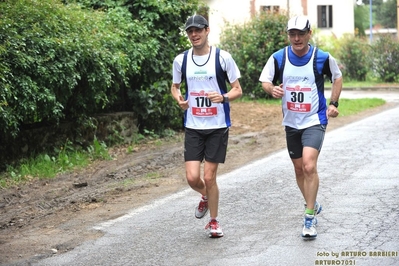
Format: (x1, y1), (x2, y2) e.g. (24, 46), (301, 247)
(184, 127), (229, 163)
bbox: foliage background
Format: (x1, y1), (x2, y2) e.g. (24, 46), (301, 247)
(0, 0), (201, 168)
(0, 0), (204, 138)
(219, 13), (289, 99)
(1, 0), (399, 170)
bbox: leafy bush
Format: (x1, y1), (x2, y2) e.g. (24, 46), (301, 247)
(122, 0), (202, 133)
(312, 30), (341, 57)
(337, 35), (370, 81)
(370, 35), (399, 82)
(219, 13), (289, 99)
(0, 0), (202, 140)
(0, 0), (155, 139)
(70, 0), (202, 134)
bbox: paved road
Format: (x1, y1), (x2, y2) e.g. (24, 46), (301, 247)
(33, 91), (399, 266)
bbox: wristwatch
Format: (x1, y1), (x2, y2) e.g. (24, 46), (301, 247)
(329, 101), (339, 108)
(222, 95), (229, 103)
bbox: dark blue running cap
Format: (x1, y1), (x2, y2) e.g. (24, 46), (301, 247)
(185, 15), (209, 31)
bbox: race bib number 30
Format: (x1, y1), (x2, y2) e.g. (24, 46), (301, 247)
(286, 86), (311, 113)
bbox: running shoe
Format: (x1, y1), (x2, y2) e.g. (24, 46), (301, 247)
(195, 196), (208, 219)
(304, 201), (323, 215)
(314, 201), (322, 215)
(302, 214), (317, 239)
(304, 201), (322, 225)
(205, 219), (224, 238)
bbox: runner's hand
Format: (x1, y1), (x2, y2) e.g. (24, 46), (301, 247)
(327, 105), (339, 118)
(207, 91), (223, 103)
(178, 95), (189, 110)
(272, 84), (284, 98)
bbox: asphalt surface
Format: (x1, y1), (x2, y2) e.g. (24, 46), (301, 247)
(33, 90), (399, 266)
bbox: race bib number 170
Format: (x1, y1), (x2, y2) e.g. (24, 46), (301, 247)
(190, 90), (217, 117)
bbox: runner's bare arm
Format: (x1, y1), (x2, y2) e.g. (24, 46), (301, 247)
(171, 83), (189, 110)
(226, 79), (243, 101)
(328, 76), (343, 118)
(330, 76), (343, 103)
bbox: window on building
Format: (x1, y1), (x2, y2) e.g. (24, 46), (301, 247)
(317, 5), (333, 28)
(260, 5), (280, 14)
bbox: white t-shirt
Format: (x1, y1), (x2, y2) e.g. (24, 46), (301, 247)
(172, 46), (241, 129)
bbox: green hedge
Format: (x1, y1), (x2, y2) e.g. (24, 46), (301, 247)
(0, 0), (202, 138)
(0, 0), (157, 138)
(337, 35), (370, 81)
(0, 0), (201, 168)
(219, 13), (289, 99)
(370, 35), (399, 82)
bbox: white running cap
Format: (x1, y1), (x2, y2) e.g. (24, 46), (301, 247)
(287, 16), (311, 31)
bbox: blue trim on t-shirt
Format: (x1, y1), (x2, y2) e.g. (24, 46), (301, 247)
(272, 45), (331, 125)
(181, 47), (231, 128)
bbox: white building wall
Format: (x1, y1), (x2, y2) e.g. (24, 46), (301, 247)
(204, 0), (251, 45)
(307, 0), (354, 38)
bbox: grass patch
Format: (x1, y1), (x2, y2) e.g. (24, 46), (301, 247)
(336, 98), (386, 116)
(325, 80), (399, 88)
(145, 172), (161, 180)
(0, 138), (111, 188)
